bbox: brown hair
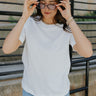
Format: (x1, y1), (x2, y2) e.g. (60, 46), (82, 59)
(31, 0), (71, 32)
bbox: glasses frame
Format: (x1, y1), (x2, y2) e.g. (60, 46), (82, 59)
(36, 2), (57, 10)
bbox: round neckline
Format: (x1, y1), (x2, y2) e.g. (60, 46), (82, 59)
(40, 19), (63, 29)
(29, 16), (64, 30)
(41, 20), (57, 26)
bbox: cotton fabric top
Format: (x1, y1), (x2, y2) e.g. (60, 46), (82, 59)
(19, 16), (76, 96)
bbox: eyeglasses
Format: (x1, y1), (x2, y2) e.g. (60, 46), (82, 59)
(36, 3), (57, 10)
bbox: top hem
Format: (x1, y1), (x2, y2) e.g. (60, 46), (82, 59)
(21, 80), (70, 96)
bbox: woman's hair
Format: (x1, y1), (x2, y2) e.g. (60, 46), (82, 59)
(31, 0), (71, 33)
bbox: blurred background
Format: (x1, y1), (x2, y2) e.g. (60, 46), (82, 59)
(0, 0), (96, 96)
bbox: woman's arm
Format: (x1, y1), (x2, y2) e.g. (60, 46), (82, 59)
(68, 18), (93, 58)
(2, 16), (27, 54)
(56, 0), (93, 58)
(2, 0), (38, 54)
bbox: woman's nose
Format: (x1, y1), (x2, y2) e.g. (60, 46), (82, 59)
(44, 5), (49, 9)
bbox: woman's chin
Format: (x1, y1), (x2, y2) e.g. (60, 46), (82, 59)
(43, 15), (53, 19)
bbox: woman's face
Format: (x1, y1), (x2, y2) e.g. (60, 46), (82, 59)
(40, 0), (57, 21)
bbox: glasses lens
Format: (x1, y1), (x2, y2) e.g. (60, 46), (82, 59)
(36, 3), (56, 10)
(37, 3), (45, 9)
(40, 3), (45, 9)
(48, 4), (56, 10)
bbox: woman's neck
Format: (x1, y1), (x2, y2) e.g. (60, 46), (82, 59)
(42, 18), (56, 24)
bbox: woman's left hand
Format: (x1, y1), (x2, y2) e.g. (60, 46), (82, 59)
(56, 0), (72, 20)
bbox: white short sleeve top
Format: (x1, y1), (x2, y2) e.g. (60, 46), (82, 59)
(19, 16), (76, 96)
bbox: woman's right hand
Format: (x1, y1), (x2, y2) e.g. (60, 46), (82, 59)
(22, 0), (39, 19)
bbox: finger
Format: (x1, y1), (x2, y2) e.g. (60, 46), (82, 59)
(56, 3), (66, 8)
(64, 0), (70, 3)
(56, 3), (66, 6)
(27, 0), (38, 4)
(60, 1), (67, 4)
(27, 0), (37, 2)
(58, 1), (70, 8)
(28, 0), (39, 4)
(27, 1), (39, 7)
(30, 4), (37, 10)
(60, 0), (71, 5)
(56, 6), (63, 13)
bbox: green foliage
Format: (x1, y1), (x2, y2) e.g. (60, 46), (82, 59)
(75, 12), (96, 21)
(8, 16), (17, 23)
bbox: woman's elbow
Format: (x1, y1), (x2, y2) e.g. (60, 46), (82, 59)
(2, 45), (14, 54)
(2, 47), (11, 54)
(84, 50), (93, 58)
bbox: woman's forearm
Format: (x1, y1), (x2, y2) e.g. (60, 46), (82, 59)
(68, 18), (93, 57)
(2, 16), (27, 54)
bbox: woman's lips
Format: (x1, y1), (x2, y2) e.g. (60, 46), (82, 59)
(44, 12), (51, 14)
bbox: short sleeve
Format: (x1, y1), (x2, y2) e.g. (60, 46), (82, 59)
(19, 24), (26, 45)
(69, 33), (76, 52)
(19, 17), (31, 45)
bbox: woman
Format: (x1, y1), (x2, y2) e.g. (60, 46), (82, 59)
(2, 0), (93, 96)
